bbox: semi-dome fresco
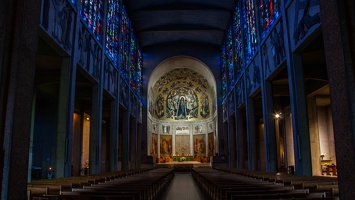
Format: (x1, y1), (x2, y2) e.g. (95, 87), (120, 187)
(151, 68), (211, 120)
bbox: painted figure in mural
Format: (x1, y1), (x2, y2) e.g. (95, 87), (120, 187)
(294, 0), (321, 45)
(208, 134), (215, 156)
(186, 89), (198, 110)
(199, 138), (206, 153)
(155, 94), (165, 118)
(151, 136), (157, 155)
(200, 96), (210, 118)
(166, 90), (178, 118)
(161, 139), (170, 154)
(176, 96), (187, 119)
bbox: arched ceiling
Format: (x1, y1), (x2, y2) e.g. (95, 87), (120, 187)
(148, 56), (216, 90)
(123, 0), (238, 49)
(148, 56), (217, 121)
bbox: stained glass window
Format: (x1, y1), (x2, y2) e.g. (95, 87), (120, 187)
(226, 26), (234, 90)
(106, 0), (120, 66)
(258, 0), (282, 38)
(221, 44), (227, 100)
(80, 0), (103, 41)
(120, 6), (130, 81)
(243, 0), (258, 64)
(130, 29), (137, 90)
(136, 47), (143, 96)
(233, 4), (244, 80)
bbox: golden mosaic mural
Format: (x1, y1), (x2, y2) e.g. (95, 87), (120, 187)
(150, 68), (213, 120)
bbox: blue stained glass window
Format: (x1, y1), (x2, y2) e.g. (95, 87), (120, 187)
(130, 29), (137, 90)
(136, 47), (143, 96)
(106, 0), (120, 66)
(226, 26), (234, 90)
(243, 0), (258, 64)
(233, 4), (244, 79)
(221, 44), (227, 100)
(80, 0), (103, 41)
(120, 6), (130, 81)
(258, 0), (282, 38)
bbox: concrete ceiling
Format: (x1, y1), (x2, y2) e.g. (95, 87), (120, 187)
(123, 0), (238, 49)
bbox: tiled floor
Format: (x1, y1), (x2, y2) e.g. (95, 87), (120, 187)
(159, 172), (206, 200)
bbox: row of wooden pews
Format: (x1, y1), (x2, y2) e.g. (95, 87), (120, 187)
(27, 168), (174, 200)
(214, 167), (339, 199)
(192, 167), (339, 200)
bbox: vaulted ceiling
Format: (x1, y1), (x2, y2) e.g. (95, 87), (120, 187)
(123, 0), (239, 97)
(123, 0), (238, 49)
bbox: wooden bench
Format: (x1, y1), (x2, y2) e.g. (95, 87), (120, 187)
(27, 168), (155, 200)
(193, 167), (339, 200)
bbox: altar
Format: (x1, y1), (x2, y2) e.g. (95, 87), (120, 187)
(172, 155), (194, 162)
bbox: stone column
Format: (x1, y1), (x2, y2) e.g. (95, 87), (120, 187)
(121, 109), (130, 170)
(109, 99), (119, 171)
(287, 54), (312, 176)
(284, 107), (295, 171)
(246, 98), (257, 170)
(136, 121), (142, 168)
(229, 116), (236, 168)
(0, 0), (41, 198)
(130, 117), (137, 169)
(56, 58), (75, 178)
(307, 97), (322, 176)
(319, 0), (355, 198)
(89, 84), (103, 174)
(261, 81), (277, 172)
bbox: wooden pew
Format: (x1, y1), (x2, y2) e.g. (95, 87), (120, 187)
(193, 167), (338, 200)
(27, 168), (154, 200)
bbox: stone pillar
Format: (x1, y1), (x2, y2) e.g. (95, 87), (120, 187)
(28, 92), (37, 182)
(319, 0), (355, 198)
(0, 0), (41, 198)
(109, 99), (119, 171)
(246, 98), (257, 170)
(121, 109), (130, 170)
(275, 117), (281, 171)
(287, 54), (312, 176)
(89, 84), (103, 174)
(56, 58), (75, 178)
(172, 126), (175, 156)
(130, 117), (137, 169)
(72, 112), (82, 176)
(307, 97), (322, 176)
(229, 116), (236, 168)
(136, 120), (142, 168)
(284, 107), (295, 171)
(261, 81), (277, 172)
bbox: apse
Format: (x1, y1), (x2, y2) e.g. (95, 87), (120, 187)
(147, 56), (218, 162)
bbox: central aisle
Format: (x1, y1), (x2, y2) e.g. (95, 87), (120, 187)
(159, 172), (206, 200)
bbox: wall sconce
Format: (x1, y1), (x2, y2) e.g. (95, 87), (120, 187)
(275, 113), (281, 119)
(86, 117), (90, 121)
